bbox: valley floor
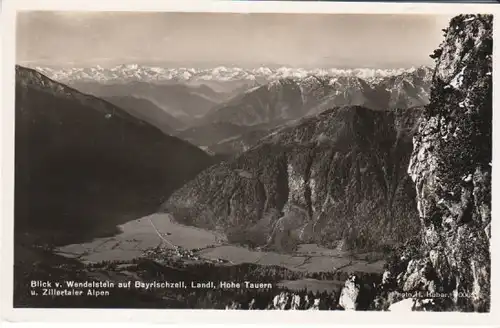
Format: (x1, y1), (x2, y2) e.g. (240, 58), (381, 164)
(14, 213), (387, 309)
(11, 213), (383, 309)
(56, 213), (385, 275)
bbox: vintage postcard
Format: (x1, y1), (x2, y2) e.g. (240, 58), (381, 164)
(1, 0), (499, 324)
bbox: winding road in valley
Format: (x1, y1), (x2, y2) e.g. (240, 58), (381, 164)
(147, 215), (176, 248)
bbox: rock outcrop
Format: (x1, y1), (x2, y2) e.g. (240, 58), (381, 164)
(338, 275), (360, 310)
(224, 291), (336, 310)
(379, 14), (492, 312)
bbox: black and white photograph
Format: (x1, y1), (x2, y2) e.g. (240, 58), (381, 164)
(2, 1), (495, 319)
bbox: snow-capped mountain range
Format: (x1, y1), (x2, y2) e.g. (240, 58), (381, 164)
(30, 64), (432, 85)
(202, 66), (433, 127)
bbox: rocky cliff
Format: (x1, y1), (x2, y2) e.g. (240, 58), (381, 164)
(369, 14), (492, 312)
(162, 105), (422, 252)
(225, 291), (337, 310)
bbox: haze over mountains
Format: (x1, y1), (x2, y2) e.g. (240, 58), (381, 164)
(68, 81), (227, 126)
(102, 95), (185, 134)
(32, 65), (429, 85)
(30, 64), (433, 155)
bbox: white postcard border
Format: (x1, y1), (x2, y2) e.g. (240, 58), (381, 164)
(1, 0), (499, 325)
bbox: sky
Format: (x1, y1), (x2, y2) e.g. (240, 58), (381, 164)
(16, 11), (453, 69)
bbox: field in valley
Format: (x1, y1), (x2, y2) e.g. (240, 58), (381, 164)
(57, 213), (385, 275)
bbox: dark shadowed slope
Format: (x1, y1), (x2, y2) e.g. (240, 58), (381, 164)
(103, 95), (186, 133)
(162, 105), (423, 253)
(15, 66), (216, 245)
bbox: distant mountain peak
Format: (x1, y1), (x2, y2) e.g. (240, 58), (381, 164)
(27, 64), (434, 85)
(202, 68), (431, 127)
